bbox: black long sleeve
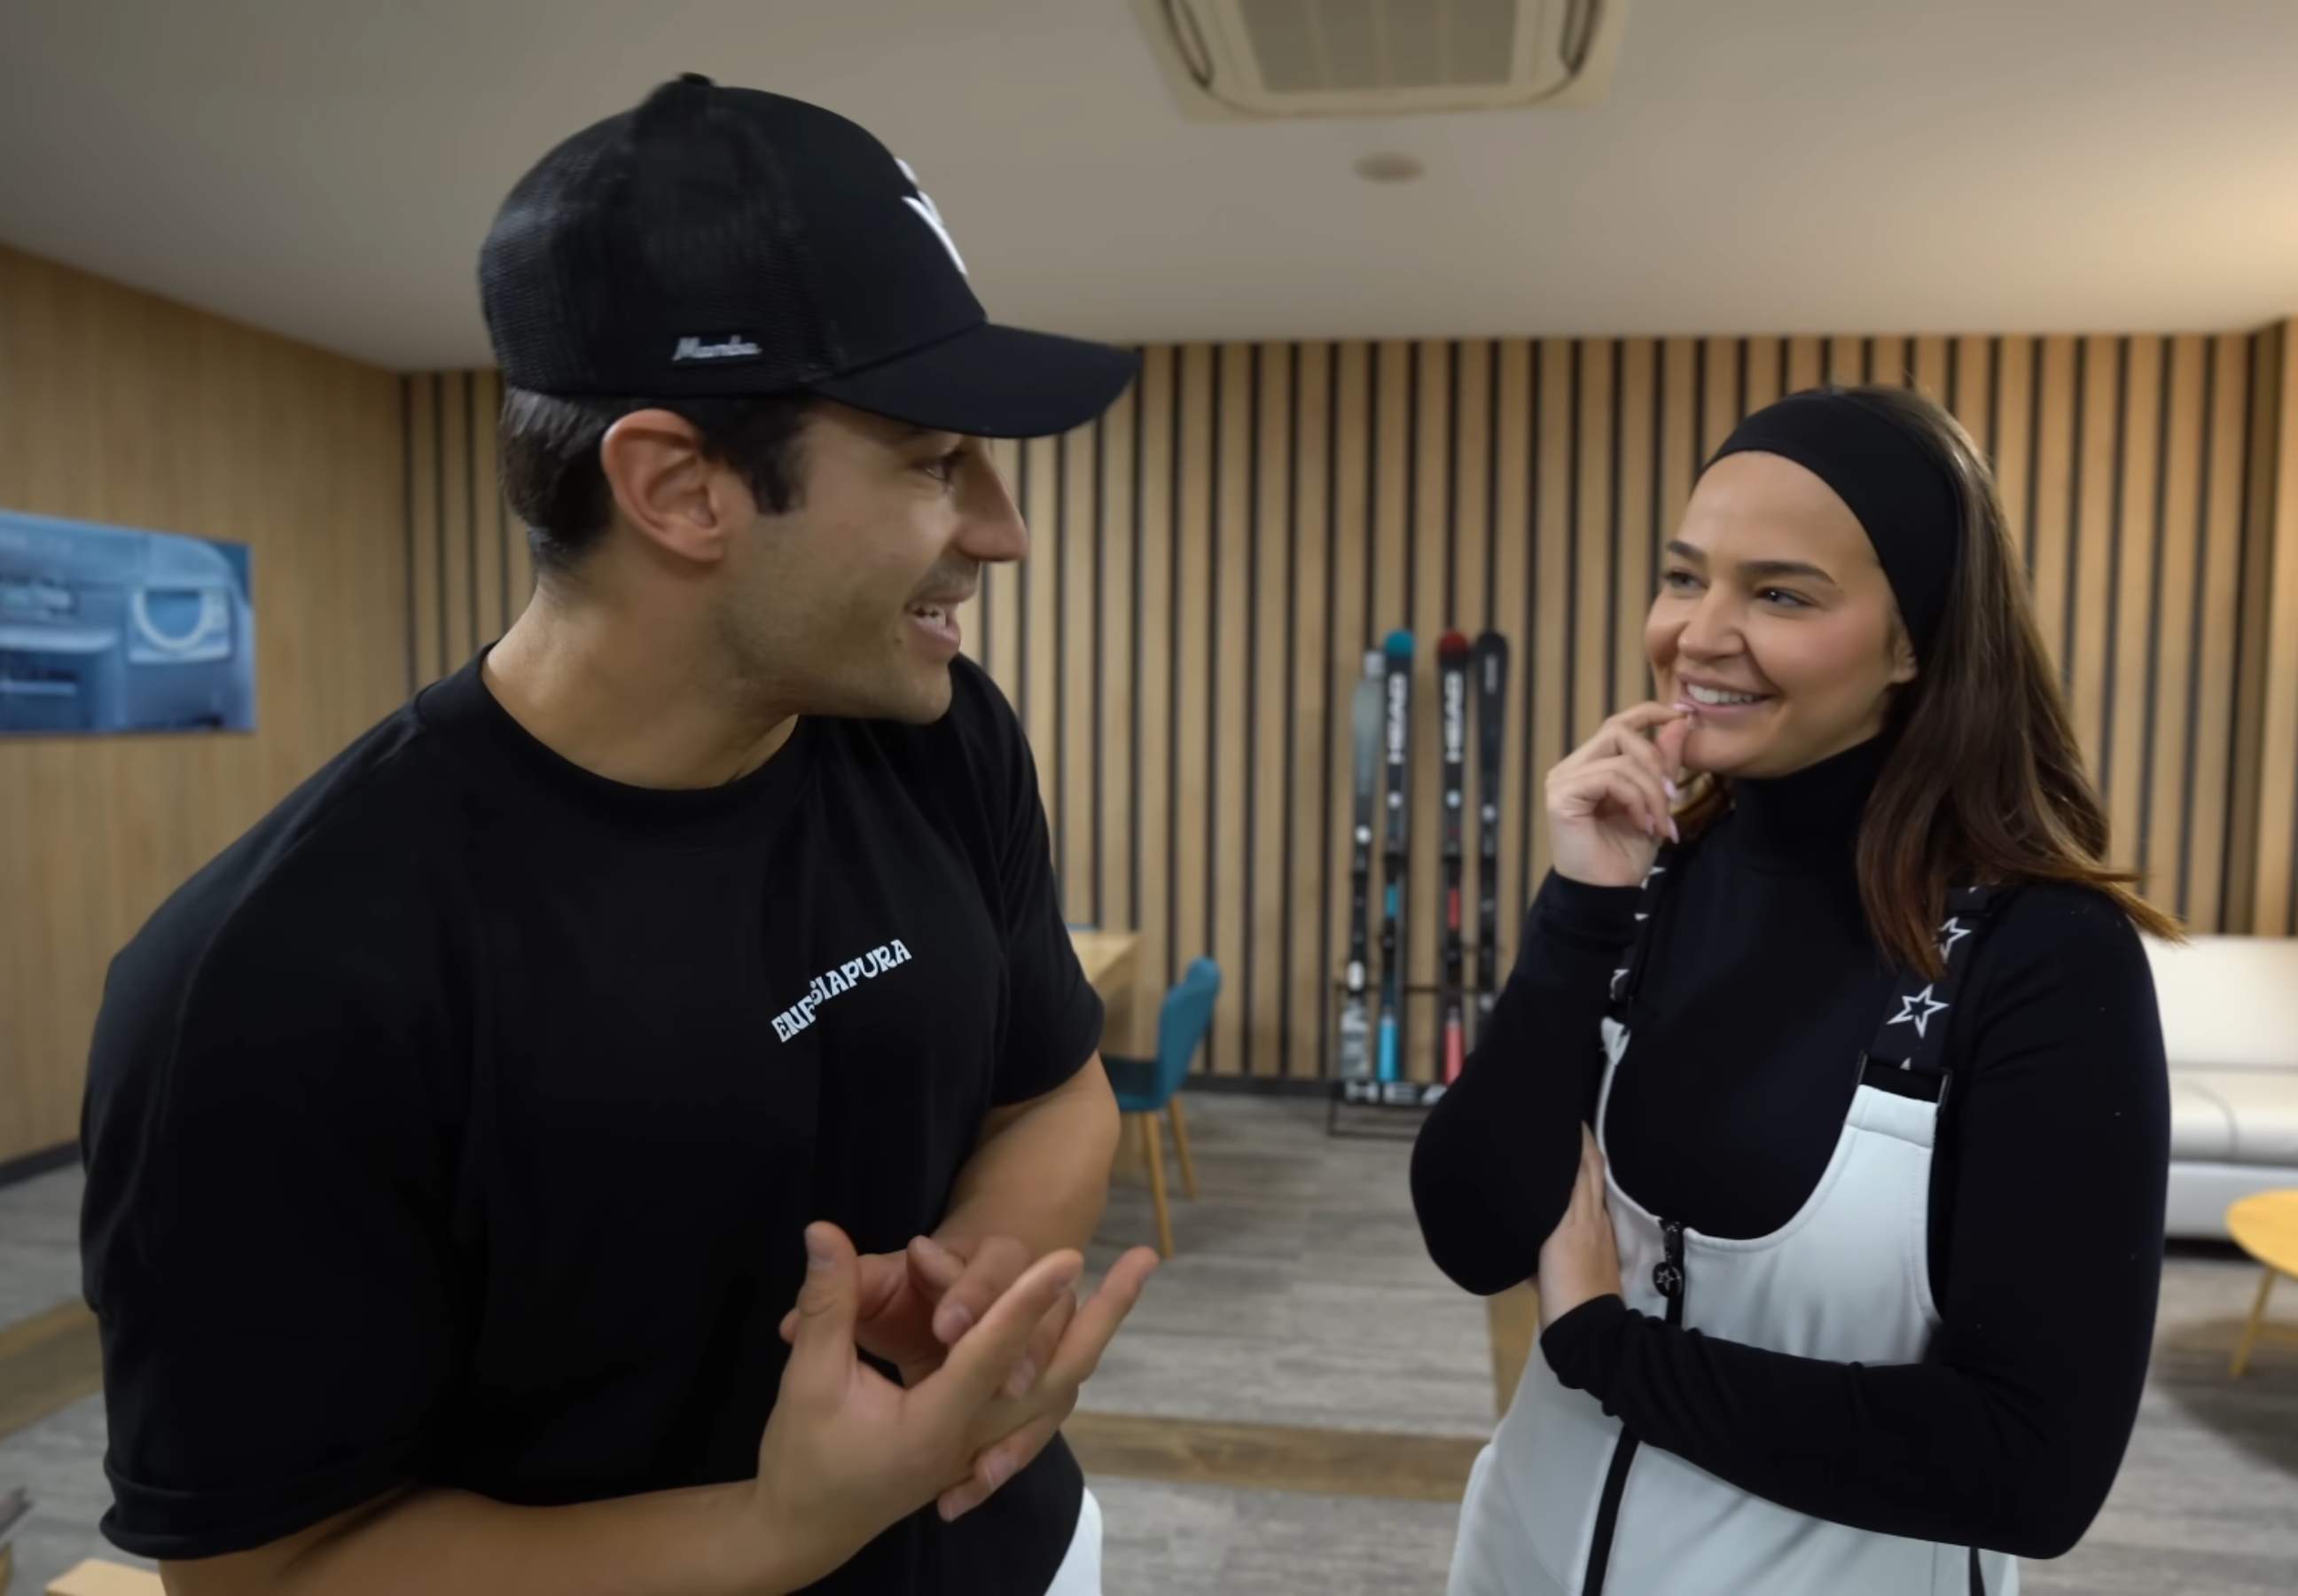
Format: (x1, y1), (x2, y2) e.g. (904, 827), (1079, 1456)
(1540, 882), (2167, 1558)
(1411, 872), (1642, 1295)
(1413, 737), (2169, 1561)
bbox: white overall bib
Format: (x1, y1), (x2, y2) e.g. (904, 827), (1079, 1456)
(1449, 866), (2016, 1596)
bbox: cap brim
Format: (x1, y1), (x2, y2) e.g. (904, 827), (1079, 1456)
(809, 322), (1138, 440)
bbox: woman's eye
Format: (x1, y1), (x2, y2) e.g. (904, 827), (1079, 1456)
(1661, 568), (1699, 591)
(1758, 588), (1810, 608)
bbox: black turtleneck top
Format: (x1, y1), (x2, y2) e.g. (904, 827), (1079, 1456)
(1411, 736), (2169, 1561)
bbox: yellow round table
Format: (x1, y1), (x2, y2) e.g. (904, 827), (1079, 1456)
(2227, 1190), (2298, 1378)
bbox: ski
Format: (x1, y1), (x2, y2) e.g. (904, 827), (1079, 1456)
(1437, 632), (1472, 1083)
(1335, 650), (1387, 1083)
(1377, 630), (1415, 1084)
(1473, 630), (1510, 1043)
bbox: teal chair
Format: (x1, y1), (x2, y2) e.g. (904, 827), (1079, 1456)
(1102, 958), (1220, 1257)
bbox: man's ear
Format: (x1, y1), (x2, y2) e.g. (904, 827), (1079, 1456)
(598, 409), (752, 565)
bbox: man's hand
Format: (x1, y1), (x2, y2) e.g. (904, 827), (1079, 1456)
(777, 1230), (1158, 1522)
(750, 1224), (1083, 1588)
(754, 1224), (1157, 1584)
(1536, 1123), (1624, 1331)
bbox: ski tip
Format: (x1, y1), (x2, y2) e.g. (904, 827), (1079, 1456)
(1473, 629), (1509, 657)
(1383, 629), (1415, 661)
(1439, 630), (1471, 658)
(1363, 648), (1386, 677)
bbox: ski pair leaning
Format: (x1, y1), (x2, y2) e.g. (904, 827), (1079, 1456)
(1336, 630), (1508, 1086)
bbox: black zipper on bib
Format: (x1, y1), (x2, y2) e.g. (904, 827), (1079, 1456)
(1581, 1219), (1687, 1595)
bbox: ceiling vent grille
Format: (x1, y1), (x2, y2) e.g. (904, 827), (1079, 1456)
(1135, 0), (1629, 120)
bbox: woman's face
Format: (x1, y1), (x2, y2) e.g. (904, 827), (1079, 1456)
(1646, 451), (1917, 780)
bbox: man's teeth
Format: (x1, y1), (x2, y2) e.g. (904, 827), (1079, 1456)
(1686, 684), (1766, 706)
(911, 605), (946, 623)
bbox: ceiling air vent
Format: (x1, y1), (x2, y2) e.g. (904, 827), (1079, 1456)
(1134, 0), (1629, 121)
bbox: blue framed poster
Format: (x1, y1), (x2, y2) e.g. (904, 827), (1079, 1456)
(0, 508), (256, 736)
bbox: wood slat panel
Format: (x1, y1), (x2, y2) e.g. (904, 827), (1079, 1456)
(1530, 341), (1574, 898)
(2068, 337), (2121, 791)
(2145, 336), (2207, 908)
(1615, 339), (1657, 711)
(1407, 341), (1451, 1081)
(1995, 337), (2037, 574)
(1451, 341), (1495, 1052)
(2257, 328), (2298, 935)
(1173, 345), (1215, 1038)
(1742, 336), (1783, 416)
(1828, 335), (1864, 386)
(2028, 337), (2078, 673)
(1489, 340), (1532, 985)
(1950, 335), (1994, 459)
(1912, 336), (1949, 401)
(1062, 421), (1097, 919)
(1787, 335), (1825, 395)
(1247, 344), (1292, 1076)
(408, 374), (442, 683)
(1208, 344), (1254, 1074)
(1700, 337), (1738, 462)
(1132, 348), (1177, 1010)
(1321, 342), (1372, 1072)
(2104, 338), (2162, 877)
(2185, 335), (2250, 930)
(1872, 334), (1910, 388)
(439, 372), (473, 669)
(1285, 343), (1333, 1076)
(1098, 379), (1138, 1008)
(1572, 341), (1614, 746)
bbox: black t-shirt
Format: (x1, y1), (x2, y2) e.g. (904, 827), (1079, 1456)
(79, 652), (1103, 1592)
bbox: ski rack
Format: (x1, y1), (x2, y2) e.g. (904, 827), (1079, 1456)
(1325, 978), (1463, 1139)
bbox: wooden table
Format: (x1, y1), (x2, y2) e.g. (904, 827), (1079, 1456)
(2228, 1189), (2298, 1377)
(1069, 929), (1139, 1006)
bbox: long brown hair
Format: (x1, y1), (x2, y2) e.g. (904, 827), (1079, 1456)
(1671, 384), (2182, 976)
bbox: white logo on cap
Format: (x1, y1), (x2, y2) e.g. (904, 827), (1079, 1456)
(672, 335), (763, 363)
(896, 158), (966, 278)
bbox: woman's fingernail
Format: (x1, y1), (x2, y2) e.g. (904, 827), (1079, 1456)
(983, 1453), (1015, 1490)
(935, 1303), (973, 1341)
(1663, 778), (1678, 799)
(1669, 818), (1681, 844)
(1004, 1358), (1037, 1398)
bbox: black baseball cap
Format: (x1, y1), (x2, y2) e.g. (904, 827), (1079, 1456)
(479, 74), (1137, 439)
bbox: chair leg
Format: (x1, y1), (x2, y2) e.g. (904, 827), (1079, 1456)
(1140, 1111), (1175, 1260)
(2232, 1266), (2278, 1378)
(1167, 1097), (1199, 1199)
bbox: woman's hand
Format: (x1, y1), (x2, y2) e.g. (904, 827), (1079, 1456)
(1537, 1124), (1624, 1331)
(1544, 704), (1695, 888)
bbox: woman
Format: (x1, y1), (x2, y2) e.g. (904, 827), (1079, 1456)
(1413, 385), (2173, 1596)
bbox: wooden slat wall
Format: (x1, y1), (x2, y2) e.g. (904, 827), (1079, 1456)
(403, 370), (525, 686)
(0, 246), (406, 1165)
(406, 330), (2298, 1084)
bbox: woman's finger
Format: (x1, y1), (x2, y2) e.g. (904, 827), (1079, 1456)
(1555, 703), (1688, 777)
(1552, 760), (1676, 841)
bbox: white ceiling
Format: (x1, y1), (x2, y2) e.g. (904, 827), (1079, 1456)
(4, 0), (2297, 372)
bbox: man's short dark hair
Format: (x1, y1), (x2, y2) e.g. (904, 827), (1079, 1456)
(499, 388), (814, 577)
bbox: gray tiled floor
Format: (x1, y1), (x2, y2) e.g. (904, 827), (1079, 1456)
(5, 1099), (2297, 1592)
(0, 1159), (82, 1328)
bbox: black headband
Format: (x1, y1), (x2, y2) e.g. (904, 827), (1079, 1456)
(1705, 390), (1961, 657)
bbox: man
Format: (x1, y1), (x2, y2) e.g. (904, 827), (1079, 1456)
(79, 74), (1158, 1595)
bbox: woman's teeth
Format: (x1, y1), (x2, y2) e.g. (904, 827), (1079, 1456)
(1685, 683), (1768, 707)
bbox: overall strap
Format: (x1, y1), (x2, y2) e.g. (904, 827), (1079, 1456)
(1856, 885), (2004, 1104)
(1606, 844), (1681, 1022)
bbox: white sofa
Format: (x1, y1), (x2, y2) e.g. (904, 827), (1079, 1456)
(2143, 934), (2298, 1239)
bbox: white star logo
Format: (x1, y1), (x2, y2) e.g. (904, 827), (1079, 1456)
(1634, 911), (1650, 922)
(1888, 984), (1950, 1039)
(1642, 864), (1668, 890)
(1937, 917), (1973, 959)
(1611, 966), (1630, 998)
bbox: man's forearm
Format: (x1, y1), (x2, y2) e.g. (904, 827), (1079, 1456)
(937, 1057), (1120, 1258)
(166, 1481), (804, 1596)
